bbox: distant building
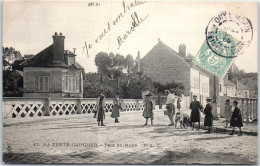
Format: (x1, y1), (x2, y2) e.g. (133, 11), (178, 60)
(240, 73), (258, 98)
(219, 75), (236, 97)
(23, 54), (34, 60)
(21, 32), (84, 98)
(236, 80), (250, 98)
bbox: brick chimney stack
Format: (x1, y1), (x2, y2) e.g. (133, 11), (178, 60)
(178, 44), (186, 57)
(53, 32), (65, 63)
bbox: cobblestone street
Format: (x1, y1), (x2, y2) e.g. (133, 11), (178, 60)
(3, 109), (258, 164)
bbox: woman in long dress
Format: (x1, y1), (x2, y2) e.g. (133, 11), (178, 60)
(224, 99), (232, 128)
(204, 97), (213, 134)
(111, 95), (122, 123)
(143, 92), (154, 125)
(190, 95), (203, 130)
(94, 94), (106, 126)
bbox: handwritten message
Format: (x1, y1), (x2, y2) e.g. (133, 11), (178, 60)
(82, 0), (148, 57)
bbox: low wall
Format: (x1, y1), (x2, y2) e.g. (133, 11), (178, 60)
(219, 96), (258, 121)
(151, 95), (191, 110)
(2, 97), (144, 119)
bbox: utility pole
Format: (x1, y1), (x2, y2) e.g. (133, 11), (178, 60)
(212, 75), (218, 119)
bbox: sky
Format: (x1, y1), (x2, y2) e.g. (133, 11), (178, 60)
(3, 1), (258, 73)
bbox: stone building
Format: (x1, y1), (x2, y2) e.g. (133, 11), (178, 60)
(137, 39), (210, 104)
(21, 32), (84, 98)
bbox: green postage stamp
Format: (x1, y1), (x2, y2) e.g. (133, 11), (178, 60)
(193, 28), (240, 78)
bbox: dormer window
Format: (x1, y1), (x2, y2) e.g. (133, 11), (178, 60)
(67, 56), (75, 66)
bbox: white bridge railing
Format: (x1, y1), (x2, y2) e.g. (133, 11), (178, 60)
(2, 98), (144, 119)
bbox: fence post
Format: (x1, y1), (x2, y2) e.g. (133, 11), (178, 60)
(136, 99), (139, 111)
(240, 98), (244, 121)
(159, 95), (162, 109)
(152, 99), (155, 109)
(256, 99), (258, 119)
(253, 99), (257, 119)
(77, 99), (82, 114)
(250, 99), (253, 120)
(245, 98), (249, 123)
(121, 99), (125, 111)
(44, 98), (50, 116)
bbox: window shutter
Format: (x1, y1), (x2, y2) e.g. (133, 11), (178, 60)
(45, 76), (49, 92)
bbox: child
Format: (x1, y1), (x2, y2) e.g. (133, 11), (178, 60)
(111, 94), (122, 123)
(229, 100), (243, 136)
(143, 92), (154, 125)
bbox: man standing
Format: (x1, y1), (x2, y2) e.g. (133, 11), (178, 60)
(190, 95), (203, 130)
(165, 90), (175, 126)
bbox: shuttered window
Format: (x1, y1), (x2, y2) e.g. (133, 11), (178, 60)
(68, 77), (76, 92)
(39, 76), (49, 92)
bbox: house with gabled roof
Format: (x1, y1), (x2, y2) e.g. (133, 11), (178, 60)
(21, 32), (84, 98)
(135, 39), (210, 105)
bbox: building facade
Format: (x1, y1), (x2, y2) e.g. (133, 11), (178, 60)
(21, 32), (84, 98)
(137, 39), (210, 104)
(240, 74), (258, 98)
(219, 75), (237, 97)
(236, 80), (250, 98)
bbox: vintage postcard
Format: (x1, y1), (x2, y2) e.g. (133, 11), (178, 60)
(2, 0), (258, 164)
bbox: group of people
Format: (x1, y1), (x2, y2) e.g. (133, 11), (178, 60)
(94, 91), (244, 136)
(189, 95), (243, 135)
(94, 93), (122, 126)
(142, 90), (243, 136)
(225, 99), (244, 136)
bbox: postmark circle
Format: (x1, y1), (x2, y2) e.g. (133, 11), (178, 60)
(206, 11), (253, 58)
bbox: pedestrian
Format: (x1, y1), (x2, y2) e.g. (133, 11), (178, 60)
(94, 93), (106, 126)
(224, 99), (232, 128)
(229, 100), (243, 136)
(143, 91), (154, 125)
(204, 97), (213, 134)
(111, 94), (122, 123)
(177, 97), (181, 111)
(165, 90), (175, 126)
(190, 95), (203, 130)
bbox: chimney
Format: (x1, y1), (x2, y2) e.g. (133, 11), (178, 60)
(137, 51), (141, 72)
(73, 48), (76, 54)
(178, 44), (186, 57)
(53, 32), (65, 63)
